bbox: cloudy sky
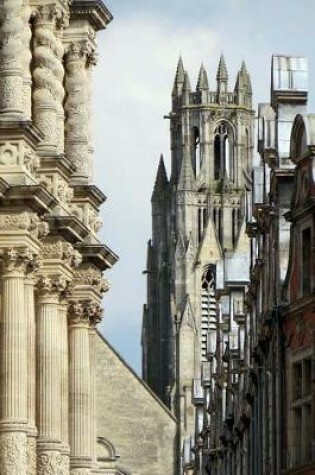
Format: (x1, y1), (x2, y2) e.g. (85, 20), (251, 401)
(92, 0), (315, 373)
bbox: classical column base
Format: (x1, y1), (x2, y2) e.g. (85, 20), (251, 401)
(70, 455), (92, 475)
(37, 440), (63, 475)
(0, 423), (28, 475)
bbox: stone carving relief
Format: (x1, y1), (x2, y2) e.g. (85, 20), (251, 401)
(0, 0), (25, 114)
(37, 450), (63, 475)
(0, 432), (27, 475)
(0, 212), (49, 240)
(0, 247), (41, 274)
(64, 40), (97, 178)
(40, 174), (73, 207)
(42, 240), (82, 268)
(26, 437), (36, 475)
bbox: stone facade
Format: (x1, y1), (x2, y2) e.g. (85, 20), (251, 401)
(144, 54), (315, 474)
(0, 2), (177, 474)
(142, 55), (254, 473)
(95, 333), (176, 475)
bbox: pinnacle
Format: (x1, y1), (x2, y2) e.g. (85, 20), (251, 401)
(216, 54), (228, 82)
(152, 154), (168, 199)
(196, 63), (209, 91)
(183, 71), (191, 91)
(174, 55), (185, 84)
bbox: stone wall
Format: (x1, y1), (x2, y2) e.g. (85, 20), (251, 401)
(95, 332), (176, 475)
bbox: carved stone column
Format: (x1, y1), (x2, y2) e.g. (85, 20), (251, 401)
(55, 11), (68, 154)
(25, 267), (38, 475)
(65, 41), (96, 183)
(36, 275), (69, 474)
(0, 248), (37, 475)
(89, 306), (102, 469)
(21, 1), (32, 120)
(32, 5), (60, 150)
(68, 302), (94, 474)
(59, 298), (70, 474)
(0, 0), (25, 117)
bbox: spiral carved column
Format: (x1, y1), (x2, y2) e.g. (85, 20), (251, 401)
(0, 0), (25, 117)
(21, 1), (32, 120)
(32, 6), (60, 151)
(36, 275), (68, 474)
(55, 12), (67, 154)
(0, 248), (37, 475)
(65, 42), (96, 182)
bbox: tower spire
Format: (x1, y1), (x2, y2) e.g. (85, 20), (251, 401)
(172, 56), (185, 98)
(152, 154), (168, 200)
(216, 54), (228, 96)
(178, 149), (195, 191)
(196, 64), (209, 91)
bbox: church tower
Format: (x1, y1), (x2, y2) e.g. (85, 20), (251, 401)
(142, 55), (254, 470)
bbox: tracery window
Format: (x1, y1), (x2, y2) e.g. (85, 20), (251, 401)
(214, 122), (233, 180)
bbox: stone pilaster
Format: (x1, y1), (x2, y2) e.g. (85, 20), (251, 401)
(0, 0), (25, 117)
(65, 41), (97, 182)
(32, 5), (62, 150)
(36, 275), (69, 474)
(68, 301), (96, 474)
(0, 248), (38, 475)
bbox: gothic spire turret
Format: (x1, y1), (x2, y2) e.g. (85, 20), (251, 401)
(196, 64), (209, 91)
(172, 56), (185, 98)
(216, 54), (228, 94)
(152, 154), (168, 201)
(182, 71), (191, 105)
(234, 61), (252, 107)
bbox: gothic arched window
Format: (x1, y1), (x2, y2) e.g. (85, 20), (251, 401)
(191, 127), (201, 176)
(214, 122), (233, 180)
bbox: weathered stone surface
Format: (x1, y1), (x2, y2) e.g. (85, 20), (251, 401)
(95, 333), (176, 475)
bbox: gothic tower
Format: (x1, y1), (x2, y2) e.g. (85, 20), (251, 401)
(142, 55), (254, 470)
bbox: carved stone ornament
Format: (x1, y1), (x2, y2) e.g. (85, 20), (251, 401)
(42, 240), (82, 268)
(36, 275), (71, 298)
(68, 300), (102, 327)
(26, 437), (37, 475)
(0, 212), (47, 239)
(0, 248), (41, 274)
(37, 450), (63, 475)
(0, 432), (27, 475)
(74, 266), (110, 293)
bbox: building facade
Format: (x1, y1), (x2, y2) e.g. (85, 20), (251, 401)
(142, 55), (255, 472)
(0, 1), (177, 474)
(144, 54), (315, 474)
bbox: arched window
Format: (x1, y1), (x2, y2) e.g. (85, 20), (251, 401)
(191, 127), (201, 176)
(201, 266), (216, 360)
(214, 122), (233, 181)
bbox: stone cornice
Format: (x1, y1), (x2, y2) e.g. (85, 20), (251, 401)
(5, 185), (58, 214)
(70, 0), (113, 31)
(71, 184), (107, 207)
(39, 153), (76, 178)
(76, 243), (119, 271)
(0, 121), (43, 148)
(44, 215), (90, 243)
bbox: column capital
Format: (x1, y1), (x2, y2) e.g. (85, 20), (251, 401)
(65, 40), (98, 67)
(68, 300), (102, 327)
(0, 247), (41, 275)
(36, 274), (72, 300)
(73, 265), (109, 294)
